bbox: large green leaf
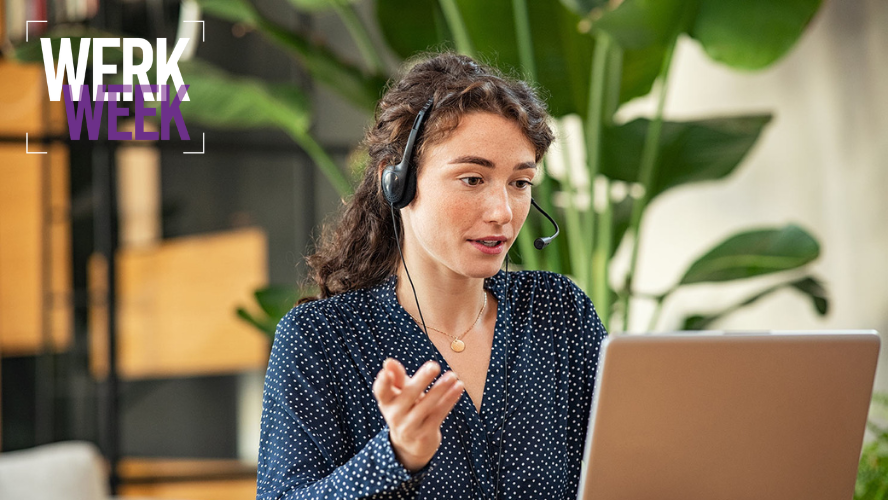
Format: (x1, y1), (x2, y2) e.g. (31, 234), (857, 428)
(237, 285), (306, 340)
(601, 115), (772, 200)
(254, 286), (299, 318)
(523, 0), (596, 117)
(283, 0), (358, 13)
(376, 0), (448, 58)
(619, 44), (667, 104)
(592, 0), (822, 70)
(376, 0), (596, 118)
(198, 0), (387, 112)
(681, 275), (828, 330)
(690, 0), (822, 70)
(198, 0), (261, 23)
(165, 60), (353, 194)
(679, 225), (821, 285)
(138, 59), (314, 134)
(558, 0), (607, 16)
(592, 0), (689, 51)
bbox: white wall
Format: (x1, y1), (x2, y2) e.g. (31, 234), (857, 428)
(618, 0), (888, 389)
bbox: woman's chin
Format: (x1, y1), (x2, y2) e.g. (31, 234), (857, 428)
(459, 260), (507, 279)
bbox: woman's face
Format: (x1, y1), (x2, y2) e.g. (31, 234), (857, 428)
(399, 111), (538, 280)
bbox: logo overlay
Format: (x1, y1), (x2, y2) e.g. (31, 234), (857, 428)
(41, 37), (192, 141)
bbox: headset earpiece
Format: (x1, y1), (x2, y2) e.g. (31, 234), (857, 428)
(381, 99), (434, 209)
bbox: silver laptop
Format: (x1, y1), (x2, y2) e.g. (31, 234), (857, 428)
(577, 331), (880, 500)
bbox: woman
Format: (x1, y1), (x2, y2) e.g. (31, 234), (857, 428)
(257, 53), (607, 500)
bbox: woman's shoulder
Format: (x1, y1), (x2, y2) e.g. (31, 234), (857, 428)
(504, 269), (586, 295)
(275, 279), (392, 339)
(503, 270), (594, 317)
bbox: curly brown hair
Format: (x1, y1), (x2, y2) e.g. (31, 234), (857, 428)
(301, 53), (555, 302)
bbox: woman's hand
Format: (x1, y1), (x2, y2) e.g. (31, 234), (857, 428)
(372, 358), (465, 472)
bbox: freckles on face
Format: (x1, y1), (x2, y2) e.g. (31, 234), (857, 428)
(401, 112), (538, 279)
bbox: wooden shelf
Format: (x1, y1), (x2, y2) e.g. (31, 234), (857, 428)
(89, 228), (271, 379)
(0, 139), (72, 357)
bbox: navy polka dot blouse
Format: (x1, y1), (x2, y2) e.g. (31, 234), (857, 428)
(257, 270), (607, 499)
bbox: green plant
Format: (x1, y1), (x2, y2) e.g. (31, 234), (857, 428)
(19, 0), (830, 332)
(856, 393), (888, 499)
(236, 286), (303, 341)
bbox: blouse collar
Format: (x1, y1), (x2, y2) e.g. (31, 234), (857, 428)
(371, 270), (509, 309)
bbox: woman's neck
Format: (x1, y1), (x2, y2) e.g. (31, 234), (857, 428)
(394, 261), (489, 337)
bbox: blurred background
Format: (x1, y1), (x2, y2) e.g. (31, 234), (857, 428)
(0, 0), (886, 498)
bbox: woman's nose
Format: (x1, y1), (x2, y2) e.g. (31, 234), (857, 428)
(485, 186), (513, 225)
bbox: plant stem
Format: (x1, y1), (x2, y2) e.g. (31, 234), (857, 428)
(511, 0), (536, 78)
(257, 18), (383, 112)
(333, 4), (385, 75)
(621, 36), (678, 332)
(594, 38), (623, 330)
(438, 0), (476, 57)
(586, 31), (610, 313)
(508, 0), (540, 271)
(556, 120), (588, 289)
(536, 166), (562, 274)
(290, 130), (352, 197)
(647, 293), (668, 332)
(593, 183), (612, 328)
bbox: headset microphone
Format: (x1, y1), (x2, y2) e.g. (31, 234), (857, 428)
(531, 198), (560, 249)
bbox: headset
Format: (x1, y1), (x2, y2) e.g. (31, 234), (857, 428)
(381, 99), (560, 248)
(382, 98), (560, 500)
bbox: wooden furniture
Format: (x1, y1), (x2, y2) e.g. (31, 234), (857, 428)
(89, 227), (271, 379)
(0, 60), (71, 356)
(117, 458), (257, 500)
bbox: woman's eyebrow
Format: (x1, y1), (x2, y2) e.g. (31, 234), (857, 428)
(448, 155), (537, 170)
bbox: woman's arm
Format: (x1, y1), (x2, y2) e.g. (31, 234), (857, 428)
(256, 304), (461, 499)
(257, 397), (428, 499)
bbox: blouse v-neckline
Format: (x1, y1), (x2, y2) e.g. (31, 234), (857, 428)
(378, 272), (510, 431)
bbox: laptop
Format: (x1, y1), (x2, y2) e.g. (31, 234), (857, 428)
(577, 331), (880, 500)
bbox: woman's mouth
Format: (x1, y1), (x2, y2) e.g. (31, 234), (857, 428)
(469, 238), (506, 255)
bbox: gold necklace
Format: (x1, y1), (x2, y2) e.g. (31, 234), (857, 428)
(412, 292), (487, 352)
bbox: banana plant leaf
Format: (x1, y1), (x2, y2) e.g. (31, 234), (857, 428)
(284, 0), (358, 12)
(377, 0), (596, 118)
(592, 0), (822, 70)
(236, 285), (301, 340)
(679, 224), (820, 285)
(681, 275), (827, 330)
(198, 0), (387, 112)
(170, 60), (353, 194)
(618, 44), (668, 104)
(172, 60), (312, 134)
(558, 0), (608, 16)
(601, 115), (772, 201)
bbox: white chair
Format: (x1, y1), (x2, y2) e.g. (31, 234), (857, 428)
(0, 441), (109, 500)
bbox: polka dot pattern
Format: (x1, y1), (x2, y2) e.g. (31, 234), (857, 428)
(257, 270), (607, 499)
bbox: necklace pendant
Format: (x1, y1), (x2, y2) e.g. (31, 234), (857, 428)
(450, 339), (466, 352)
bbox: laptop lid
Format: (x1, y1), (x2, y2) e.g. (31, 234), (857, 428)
(577, 331), (880, 500)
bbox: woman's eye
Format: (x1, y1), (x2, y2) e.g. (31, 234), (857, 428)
(514, 180), (534, 189)
(461, 177), (483, 186)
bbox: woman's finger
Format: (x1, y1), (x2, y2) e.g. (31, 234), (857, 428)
(423, 378), (465, 428)
(386, 358), (407, 390)
(411, 371), (458, 417)
(388, 361), (441, 417)
(373, 369), (397, 406)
